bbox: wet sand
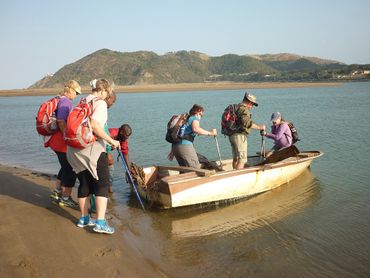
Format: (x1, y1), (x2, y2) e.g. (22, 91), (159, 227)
(0, 164), (167, 277)
(0, 82), (341, 96)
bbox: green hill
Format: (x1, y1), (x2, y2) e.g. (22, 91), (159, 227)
(30, 49), (366, 88)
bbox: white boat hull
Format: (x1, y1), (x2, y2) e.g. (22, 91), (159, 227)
(171, 159), (311, 208)
(138, 150), (323, 209)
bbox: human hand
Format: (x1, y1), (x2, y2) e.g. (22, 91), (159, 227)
(260, 130), (266, 136)
(167, 151), (174, 161)
(210, 129), (217, 137)
(111, 139), (121, 150)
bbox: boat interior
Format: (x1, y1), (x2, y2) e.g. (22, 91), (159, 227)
(139, 147), (321, 188)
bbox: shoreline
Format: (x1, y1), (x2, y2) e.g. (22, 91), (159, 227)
(0, 164), (167, 277)
(0, 81), (342, 97)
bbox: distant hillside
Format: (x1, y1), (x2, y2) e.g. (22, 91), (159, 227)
(30, 49), (369, 88)
(248, 53), (341, 65)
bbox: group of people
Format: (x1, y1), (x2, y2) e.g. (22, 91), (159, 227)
(42, 81), (293, 235)
(169, 92), (293, 170)
(44, 79), (131, 235)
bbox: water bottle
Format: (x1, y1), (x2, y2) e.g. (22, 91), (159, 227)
(178, 124), (186, 138)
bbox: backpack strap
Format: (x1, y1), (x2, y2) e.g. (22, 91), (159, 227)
(181, 114), (195, 143)
(282, 121), (292, 140)
(88, 96), (104, 115)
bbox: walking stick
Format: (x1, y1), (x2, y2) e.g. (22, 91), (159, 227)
(260, 134), (266, 159)
(118, 150), (145, 211)
(214, 135), (224, 170)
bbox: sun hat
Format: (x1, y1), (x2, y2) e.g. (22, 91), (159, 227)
(244, 92), (258, 106)
(65, 80), (82, 94)
(271, 112), (281, 122)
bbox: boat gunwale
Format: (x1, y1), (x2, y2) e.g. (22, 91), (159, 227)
(156, 150), (323, 184)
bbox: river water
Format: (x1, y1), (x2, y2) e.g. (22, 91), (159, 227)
(1, 82), (369, 277)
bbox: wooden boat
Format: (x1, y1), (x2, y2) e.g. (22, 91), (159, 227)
(134, 146), (323, 209)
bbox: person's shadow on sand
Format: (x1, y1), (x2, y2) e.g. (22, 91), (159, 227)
(0, 169), (79, 225)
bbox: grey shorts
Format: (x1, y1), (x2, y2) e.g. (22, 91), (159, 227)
(172, 143), (200, 169)
(229, 133), (248, 164)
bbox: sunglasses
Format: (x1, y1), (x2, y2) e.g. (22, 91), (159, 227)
(71, 87), (80, 94)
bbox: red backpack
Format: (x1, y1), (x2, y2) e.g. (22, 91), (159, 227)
(64, 97), (100, 149)
(221, 104), (240, 136)
(36, 96), (60, 136)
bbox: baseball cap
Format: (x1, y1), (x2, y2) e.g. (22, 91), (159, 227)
(271, 112), (281, 122)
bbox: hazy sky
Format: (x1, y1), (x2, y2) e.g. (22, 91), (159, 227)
(1, 0), (369, 89)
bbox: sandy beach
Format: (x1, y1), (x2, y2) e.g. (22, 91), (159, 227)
(0, 81), (341, 97)
(0, 164), (166, 277)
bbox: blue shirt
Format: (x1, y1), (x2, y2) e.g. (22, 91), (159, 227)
(178, 115), (200, 145)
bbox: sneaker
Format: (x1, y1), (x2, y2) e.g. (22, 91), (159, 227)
(93, 220), (115, 234)
(50, 189), (62, 200)
(77, 216), (96, 228)
(59, 197), (79, 208)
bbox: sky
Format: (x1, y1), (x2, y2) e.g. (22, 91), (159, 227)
(1, 0), (370, 89)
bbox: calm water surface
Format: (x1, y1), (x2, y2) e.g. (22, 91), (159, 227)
(1, 82), (370, 277)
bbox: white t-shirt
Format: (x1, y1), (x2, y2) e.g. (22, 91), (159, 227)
(86, 94), (107, 128)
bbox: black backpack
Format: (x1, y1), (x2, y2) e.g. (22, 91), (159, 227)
(221, 104), (240, 136)
(165, 113), (194, 144)
(287, 122), (300, 144)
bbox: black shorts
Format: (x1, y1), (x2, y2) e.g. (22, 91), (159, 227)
(55, 151), (76, 187)
(77, 153), (110, 198)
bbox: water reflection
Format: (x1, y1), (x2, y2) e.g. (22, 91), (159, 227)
(166, 169), (320, 238)
(122, 169), (320, 238)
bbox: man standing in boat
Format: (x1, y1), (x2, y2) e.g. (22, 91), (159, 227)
(228, 92), (265, 169)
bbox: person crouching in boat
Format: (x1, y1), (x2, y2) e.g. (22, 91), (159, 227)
(169, 104), (217, 169)
(261, 112), (292, 158)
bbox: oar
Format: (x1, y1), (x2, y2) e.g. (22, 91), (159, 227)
(214, 135), (224, 170)
(118, 150), (145, 211)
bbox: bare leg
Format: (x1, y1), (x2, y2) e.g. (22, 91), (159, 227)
(236, 161), (244, 170)
(95, 196), (108, 220)
(78, 197), (90, 216)
(62, 186), (72, 198)
(55, 179), (62, 190)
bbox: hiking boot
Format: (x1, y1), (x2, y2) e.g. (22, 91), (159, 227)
(93, 220), (115, 234)
(59, 197), (79, 208)
(50, 188), (62, 200)
(76, 216), (96, 228)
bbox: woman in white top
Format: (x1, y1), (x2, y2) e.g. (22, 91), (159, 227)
(67, 79), (120, 234)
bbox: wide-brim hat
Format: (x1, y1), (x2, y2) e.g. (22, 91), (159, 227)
(244, 92), (258, 106)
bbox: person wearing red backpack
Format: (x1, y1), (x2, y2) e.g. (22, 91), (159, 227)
(66, 79), (120, 235)
(46, 80), (81, 207)
(228, 92), (266, 169)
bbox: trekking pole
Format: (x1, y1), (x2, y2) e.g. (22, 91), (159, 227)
(118, 150), (145, 211)
(214, 135), (224, 170)
(260, 133), (266, 159)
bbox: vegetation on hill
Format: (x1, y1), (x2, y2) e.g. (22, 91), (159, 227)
(29, 49), (370, 88)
